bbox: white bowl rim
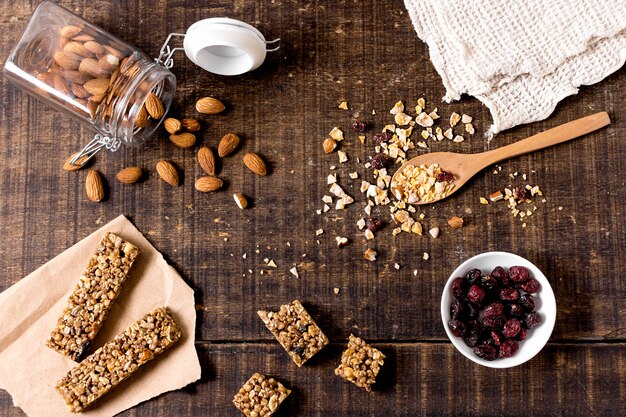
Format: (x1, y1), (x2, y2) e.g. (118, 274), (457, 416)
(441, 251), (556, 368)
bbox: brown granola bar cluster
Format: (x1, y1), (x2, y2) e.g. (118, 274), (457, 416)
(257, 300), (329, 367)
(47, 232), (140, 361)
(232, 373), (291, 417)
(55, 307), (181, 413)
(335, 334), (385, 391)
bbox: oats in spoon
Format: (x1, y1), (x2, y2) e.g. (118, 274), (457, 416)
(391, 163), (455, 204)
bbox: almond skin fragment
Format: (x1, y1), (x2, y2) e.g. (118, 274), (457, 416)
(196, 97), (225, 114)
(195, 176), (223, 192)
(169, 132), (196, 149)
(181, 117), (201, 132)
(145, 92), (164, 119)
(243, 152), (267, 176)
(197, 147), (216, 176)
(218, 133), (240, 157)
(85, 170), (105, 202)
(115, 167), (142, 184)
(163, 118), (181, 135)
(156, 160), (179, 186)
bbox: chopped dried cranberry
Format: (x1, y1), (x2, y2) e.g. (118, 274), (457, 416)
(465, 268), (482, 285)
(506, 303), (525, 318)
(451, 278), (467, 299)
(365, 218), (384, 232)
(467, 285), (486, 305)
(519, 294), (535, 311)
(516, 328), (528, 341)
(491, 331), (503, 346)
(436, 170), (454, 182)
(514, 186), (531, 202)
(480, 274), (499, 291)
(502, 318), (521, 338)
(498, 339), (519, 358)
(373, 131), (391, 144)
(521, 278), (540, 294)
(450, 299), (464, 319)
(448, 319), (466, 337)
(371, 154), (391, 170)
(524, 311), (542, 328)
(500, 288), (520, 301)
(483, 302), (504, 319)
(481, 317), (504, 330)
(352, 120), (366, 133)
(473, 344), (498, 361)
(509, 266), (530, 283)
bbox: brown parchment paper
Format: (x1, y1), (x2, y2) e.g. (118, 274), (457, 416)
(0, 215), (201, 417)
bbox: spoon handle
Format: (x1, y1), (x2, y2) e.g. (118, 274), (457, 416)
(481, 112), (611, 167)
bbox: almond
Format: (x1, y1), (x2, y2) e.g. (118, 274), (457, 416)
(83, 40), (105, 55)
(218, 133), (240, 157)
(85, 170), (105, 202)
(181, 117), (201, 132)
(233, 193), (248, 209)
(63, 152), (90, 171)
(103, 45), (125, 60)
(135, 105), (148, 128)
(156, 160), (179, 186)
(79, 57), (110, 78)
(60, 70), (91, 84)
(169, 132), (196, 148)
(195, 176), (223, 192)
(197, 147), (216, 176)
(88, 94), (105, 104)
(36, 72), (55, 87)
(163, 117), (181, 134)
(60, 25), (82, 39)
(70, 82), (89, 99)
(53, 76), (71, 97)
(323, 138), (337, 154)
(243, 152), (267, 176)
(54, 51), (81, 70)
(196, 97), (225, 114)
(72, 34), (95, 43)
(145, 92), (164, 119)
(64, 41), (92, 58)
(83, 78), (110, 96)
(98, 54), (119, 72)
(115, 167), (142, 184)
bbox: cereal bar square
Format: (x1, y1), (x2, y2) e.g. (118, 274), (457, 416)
(335, 334), (385, 391)
(232, 373), (290, 417)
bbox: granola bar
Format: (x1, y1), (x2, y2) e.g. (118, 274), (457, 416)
(257, 300), (329, 367)
(55, 307), (181, 413)
(335, 334), (385, 392)
(47, 232), (140, 361)
(232, 373), (291, 417)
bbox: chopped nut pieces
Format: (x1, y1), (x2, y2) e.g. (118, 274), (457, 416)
(47, 233), (139, 361)
(336, 236), (349, 247)
(323, 138), (337, 154)
(338, 101), (348, 110)
(233, 193), (248, 209)
(233, 373), (291, 417)
(289, 267), (299, 278)
(447, 216), (464, 229)
(338, 150), (348, 163)
(429, 227), (440, 238)
(391, 163), (455, 204)
(257, 300), (329, 367)
(329, 127), (344, 141)
(450, 112), (461, 127)
(55, 307), (180, 413)
(490, 191), (504, 202)
(364, 248), (377, 261)
(335, 334), (385, 392)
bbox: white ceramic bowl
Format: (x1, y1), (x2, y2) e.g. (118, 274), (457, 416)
(441, 251), (556, 368)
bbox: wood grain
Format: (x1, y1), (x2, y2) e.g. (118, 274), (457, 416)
(1, 0), (626, 415)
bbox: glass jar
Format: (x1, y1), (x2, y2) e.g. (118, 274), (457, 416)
(4, 1), (176, 159)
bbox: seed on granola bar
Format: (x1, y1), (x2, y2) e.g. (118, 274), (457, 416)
(335, 334), (385, 392)
(233, 373), (291, 417)
(257, 300), (329, 367)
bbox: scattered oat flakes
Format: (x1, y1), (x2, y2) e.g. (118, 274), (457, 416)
(338, 101), (348, 110)
(395, 112), (413, 126)
(417, 98), (426, 108)
(268, 260), (277, 268)
(359, 135), (366, 144)
(416, 112), (434, 127)
(364, 248), (377, 261)
(323, 204), (331, 213)
(290, 267), (299, 277)
(413, 269), (418, 276)
(322, 195), (333, 204)
(558, 206), (563, 211)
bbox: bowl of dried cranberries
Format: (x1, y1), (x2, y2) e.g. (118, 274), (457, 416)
(441, 252), (556, 368)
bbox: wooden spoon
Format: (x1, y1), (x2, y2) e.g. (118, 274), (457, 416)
(390, 112), (611, 205)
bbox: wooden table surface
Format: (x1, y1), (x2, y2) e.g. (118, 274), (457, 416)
(2, 1), (625, 416)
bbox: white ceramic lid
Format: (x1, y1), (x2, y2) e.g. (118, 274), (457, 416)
(183, 18), (268, 76)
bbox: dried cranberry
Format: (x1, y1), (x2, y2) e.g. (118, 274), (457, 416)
(371, 154), (391, 170)
(500, 288), (520, 302)
(480, 274), (499, 291)
(524, 311), (542, 328)
(464, 328), (482, 347)
(473, 344), (498, 361)
(451, 278), (466, 298)
(502, 318), (521, 338)
(519, 294), (535, 311)
(491, 266), (509, 283)
(508, 266), (530, 283)
(373, 131), (391, 144)
(506, 303), (525, 318)
(352, 120), (366, 133)
(436, 170), (454, 182)
(516, 328), (528, 341)
(490, 331), (503, 346)
(465, 268), (481, 285)
(365, 218), (384, 232)
(467, 285), (486, 305)
(448, 319), (466, 337)
(466, 303), (479, 319)
(483, 302), (504, 319)
(498, 339), (519, 358)
(450, 299), (464, 319)
(521, 278), (540, 294)
(481, 317), (504, 330)
(514, 186), (531, 202)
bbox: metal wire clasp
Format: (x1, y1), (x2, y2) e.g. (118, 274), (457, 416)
(69, 134), (121, 167)
(155, 33), (186, 69)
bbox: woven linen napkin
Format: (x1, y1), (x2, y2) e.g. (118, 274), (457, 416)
(404, 0), (626, 135)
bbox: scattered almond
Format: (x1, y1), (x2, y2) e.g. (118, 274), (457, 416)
(323, 138), (337, 154)
(115, 167), (142, 184)
(198, 147), (216, 175)
(243, 152), (267, 176)
(169, 132), (196, 149)
(145, 92), (164, 119)
(195, 176), (223, 192)
(196, 97), (225, 114)
(156, 160), (179, 186)
(63, 152), (90, 171)
(163, 117), (181, 134)
(181, 117), (201, 132)
(85, 170), (105, 202)
(447, 216), (464, 229)
(233, 193), (248, 209)
(135, 105), (148, 128)
(218, 133), (240, 157)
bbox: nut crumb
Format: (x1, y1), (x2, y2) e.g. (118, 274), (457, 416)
(480, 197), (489, 205)
(338, 151), (348, 163)
(329, 127), (344, 141)
(336, 236), (349, 247)
(429, 227), (440, 238)
(333, 287), (340, 294)
(364, 248), (377, 261)
(423, 252), (429, 260)
(394, 263), (400, 270)
(289, 267), (299, 278)
(447, 216), (464, 229)
(315, 229), (324, 236)
(338, 101), (348, 110)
